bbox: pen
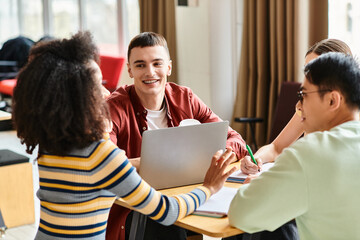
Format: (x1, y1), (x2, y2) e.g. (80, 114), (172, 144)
(246, 144), (260, 172)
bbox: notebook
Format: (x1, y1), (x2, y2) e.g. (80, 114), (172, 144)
(194, 186), (238, 218)
(139, 121), (229, 190)
(227, 162), (275, 183)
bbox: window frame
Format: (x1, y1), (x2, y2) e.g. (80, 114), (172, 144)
(1, 0), (137, 57)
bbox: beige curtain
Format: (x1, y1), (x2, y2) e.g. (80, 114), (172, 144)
(138, 0), (178, 83)
(232, 0), (328, 147)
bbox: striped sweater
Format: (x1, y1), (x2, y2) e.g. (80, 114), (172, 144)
(35, 136), (211, 239)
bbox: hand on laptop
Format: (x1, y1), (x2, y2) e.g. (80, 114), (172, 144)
(203, 148), (237, 195)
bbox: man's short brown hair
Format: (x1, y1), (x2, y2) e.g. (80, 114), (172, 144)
(127, 32), (169, 61)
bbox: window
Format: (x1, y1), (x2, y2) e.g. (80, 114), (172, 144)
(125, 0), (140, 41)
(22, 0), (43, 41)
(0, 0), (139, 57)
(51, 0), (79, 38)
(328, 0), (360, 58)
(83, 0), (118, 54)
(0, 0), (20, 44)
(346, 3), (353, 32)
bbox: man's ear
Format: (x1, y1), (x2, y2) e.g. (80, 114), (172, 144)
(167, 60), (172, 76)
(328, 91), (341, 110)
(127, 62), (133, 78)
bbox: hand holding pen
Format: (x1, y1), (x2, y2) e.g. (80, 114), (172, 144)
(240, 145), (262, 174)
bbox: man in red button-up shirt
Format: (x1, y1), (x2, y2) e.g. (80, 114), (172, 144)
(106, 32), (247, 240)
(107, 32), (247, 167)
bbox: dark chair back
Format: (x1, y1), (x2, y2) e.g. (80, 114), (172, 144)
(269, 81), (301, 143)
(0, 36), (34, 80)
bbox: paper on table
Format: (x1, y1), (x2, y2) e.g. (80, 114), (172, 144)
(227, 162), (275, 183)
(193, 186), (238, 218)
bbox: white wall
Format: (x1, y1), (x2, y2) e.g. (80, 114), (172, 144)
(208, 0), (243, 121)
(120, 0), (244, 122)
(176, 0), (212, 106)
(176, 0), (243, 121)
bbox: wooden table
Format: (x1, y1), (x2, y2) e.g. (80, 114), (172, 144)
(115, 181), (244, 238)
(0, 110), (11, 121)
(0, 110), (12, 131)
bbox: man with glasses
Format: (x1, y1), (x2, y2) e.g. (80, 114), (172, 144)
(228, 52), (360, 240)
(296, 88), (332, 104)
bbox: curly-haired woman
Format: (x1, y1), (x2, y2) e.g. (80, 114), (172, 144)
(12, 31), (236, 240)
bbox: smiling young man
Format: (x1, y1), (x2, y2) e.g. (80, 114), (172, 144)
(228, 52), (360, 240)
(106, 32), (247, 240)
(107, 32), (247, 166)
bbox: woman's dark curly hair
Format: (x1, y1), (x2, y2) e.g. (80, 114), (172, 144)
(12, 31), (110, 155)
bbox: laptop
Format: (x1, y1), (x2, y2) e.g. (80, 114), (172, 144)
(139, 121), (229, 189)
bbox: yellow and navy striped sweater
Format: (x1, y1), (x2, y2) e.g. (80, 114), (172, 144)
(35, 137), (210, 239)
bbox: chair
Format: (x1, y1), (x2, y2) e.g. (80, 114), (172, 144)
(268, 81), (301, 143)
(0, 55), (126, 95)
(0, 61), (18, 81)
(0, 79), (16, 97)
(106, 205), (132, 240)
(0, 109), (12, 130)
(0, 36), (34, 81)
(0, 79), (16, 115)
(233, 117), (263, 151)
(99, 55), (125, 92)
(106, 205), (203, 240)
(235, 81), (301, 150)
(0, 36), (33, 100)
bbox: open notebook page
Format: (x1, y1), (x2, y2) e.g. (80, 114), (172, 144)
(193, 186), (238, 218)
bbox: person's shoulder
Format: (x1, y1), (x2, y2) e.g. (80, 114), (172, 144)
(301, 121), (360, 145)
(277, 131), (321, 164)
(281, 122), (358, 161)
(96, 137), (128, 163)
(107, 85), (133, 105)
(330, 120), (360, 136)
(287, 131), (324, 153)
(165, 82), (192, 95)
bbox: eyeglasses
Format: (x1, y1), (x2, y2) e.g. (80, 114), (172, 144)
(297, 89), (332, 104)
